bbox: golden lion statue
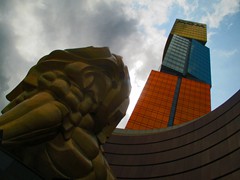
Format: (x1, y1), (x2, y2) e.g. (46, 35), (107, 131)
(0, 47), (131, 179)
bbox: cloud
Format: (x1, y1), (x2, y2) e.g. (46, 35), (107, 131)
(206, 31), (217, 43)
(0, 21), (32, 111)
(0, 25), (10, 109)
(201, 0), (240, 28)
(176, 0), (199, 19)
(10, 1), (46, 62)
(6, 0), (139, 61)
(118, 60), (146, 128)
(123, 0), (174, 26)
(212, 48), (238, 58)
(227, 22), (233, 29)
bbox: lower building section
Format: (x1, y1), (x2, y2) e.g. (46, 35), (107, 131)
(174, 78), (211, 125)
(126, 71), (177, 129)
(103, 90), (240, 179)
(126, 70), (211, 130)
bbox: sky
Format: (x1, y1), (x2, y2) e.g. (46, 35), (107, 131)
(0, 0), (239, 128)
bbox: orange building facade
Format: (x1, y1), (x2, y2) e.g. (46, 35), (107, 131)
(174, 78), (210, 125)
(126, 19), (211, 130)
(126, 71), (210, 129)
(126, 71), (177, 129)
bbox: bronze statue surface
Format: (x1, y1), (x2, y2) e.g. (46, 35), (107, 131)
(0, 47), (131, 179)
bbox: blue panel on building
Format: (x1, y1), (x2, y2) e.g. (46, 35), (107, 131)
(188, 40), (211, 85)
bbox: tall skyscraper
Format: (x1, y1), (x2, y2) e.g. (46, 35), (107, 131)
(126, 19), (211, 130)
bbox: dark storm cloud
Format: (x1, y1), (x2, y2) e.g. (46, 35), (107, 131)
(0, 1), (33, 111)
(35, 0), (138, 52)
(0, 1), (11, 110)
(0, 22), (15, 110)
(0, 22), (33, 111)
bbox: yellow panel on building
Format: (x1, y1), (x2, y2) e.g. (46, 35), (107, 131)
(171, 19), (207, 43)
